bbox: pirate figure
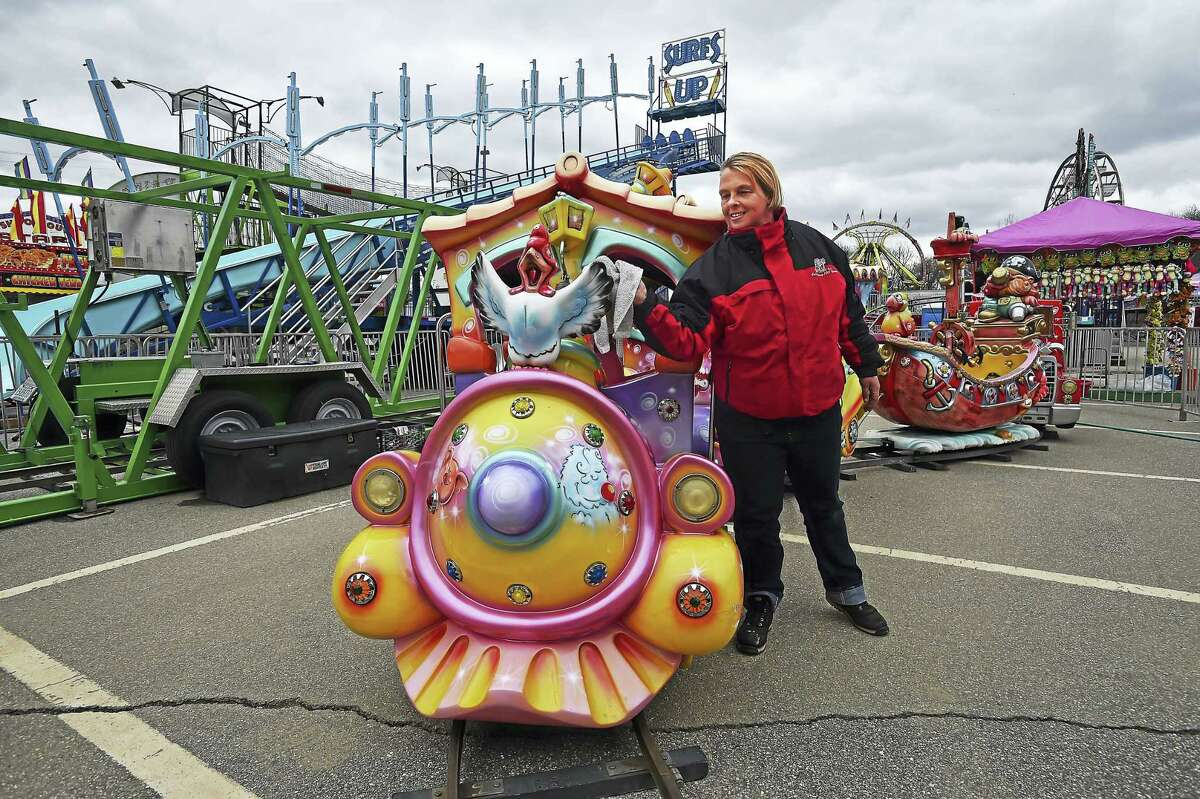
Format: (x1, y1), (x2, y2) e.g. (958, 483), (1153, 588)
(979, 254), (1041, 322)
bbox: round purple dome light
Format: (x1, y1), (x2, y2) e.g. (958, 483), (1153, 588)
(467, 450), (564, 548)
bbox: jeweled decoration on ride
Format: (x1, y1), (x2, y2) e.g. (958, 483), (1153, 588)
(346, 572), (377, 606)
(506, 583), (533, 605)
(583, 422), (605, 447)
(676, 582), (713, 618)
(510, 396), (535, 418)
(584, 561), (608, 586)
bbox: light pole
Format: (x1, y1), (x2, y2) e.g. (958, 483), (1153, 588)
(369, 90), (382, 195)
(559, 77), (567, 153)
(609, 54), (620, 149)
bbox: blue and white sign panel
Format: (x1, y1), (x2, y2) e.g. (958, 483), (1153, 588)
(654, 30), (727, 122)
(661, 30), (724, 75)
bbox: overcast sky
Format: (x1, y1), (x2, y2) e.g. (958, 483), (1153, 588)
(2, 0), (1197, 251)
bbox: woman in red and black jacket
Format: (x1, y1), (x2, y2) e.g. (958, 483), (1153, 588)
(633, 152), (888, 655)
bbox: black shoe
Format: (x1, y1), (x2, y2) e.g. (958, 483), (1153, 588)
(736, 595), (775, 655)
(828, 599), (889, 636)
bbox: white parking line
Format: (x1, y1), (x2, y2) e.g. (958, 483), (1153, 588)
(969, 461), (1200, 484)
(0, 625), (258, 798)
(0, 500), (351, 601)
(780, 534), (1200, 604)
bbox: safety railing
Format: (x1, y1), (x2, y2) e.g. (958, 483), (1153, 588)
(1063, 326), (1195, 412)
(1182, 327), (1200, 419)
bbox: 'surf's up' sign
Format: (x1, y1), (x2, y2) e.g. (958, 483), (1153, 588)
(662, 31), (724, 75)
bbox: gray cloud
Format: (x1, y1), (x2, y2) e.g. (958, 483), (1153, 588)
(2, 0), (1197, 251)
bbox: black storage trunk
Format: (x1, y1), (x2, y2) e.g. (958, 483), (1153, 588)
(200, 419), (379, 507)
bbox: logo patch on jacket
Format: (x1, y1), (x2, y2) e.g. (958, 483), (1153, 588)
(811, 258), (833, 276)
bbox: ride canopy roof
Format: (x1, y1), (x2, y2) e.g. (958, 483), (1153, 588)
(973, 197), (1200, 254)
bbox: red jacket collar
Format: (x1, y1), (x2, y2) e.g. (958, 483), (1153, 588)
(728, 208), (789, 244)
(754, 208), (788, 247)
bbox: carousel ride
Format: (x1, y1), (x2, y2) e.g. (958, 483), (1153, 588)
(865, 213), (1052, 454)
(330, 155), (746, 797)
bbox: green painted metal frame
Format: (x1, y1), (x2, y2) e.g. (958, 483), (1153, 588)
(0, 117), (460, 526)
(314, 228), (371, 370)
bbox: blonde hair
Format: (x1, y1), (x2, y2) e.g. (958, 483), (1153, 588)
(721, 152), (783, 211)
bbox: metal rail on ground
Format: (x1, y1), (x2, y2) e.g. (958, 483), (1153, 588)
(392, 712), (703, 799)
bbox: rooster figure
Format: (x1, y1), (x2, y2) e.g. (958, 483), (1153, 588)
(470, 232), (614, 367)
(880, 292), (917, 337)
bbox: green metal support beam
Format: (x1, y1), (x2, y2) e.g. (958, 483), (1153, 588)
(0, 116), (465, 525)
(123, 176), (250, 482)
(314, 228), (372, 372)
(0, 173), (211, 216)
(304, 207), (425, 226)
(168, 274), (213, 349)
(17, 265), (102, 449)
(132, 174), (233, 201)
(255, 181), (338, 363)
(372, 213), (429, 384)
(324, 222), (414, 240)
(0, 118), (265, 179)
(254, 224), (308, 364)
(388, 252), (441, 405)
(0, 308), (77, 438)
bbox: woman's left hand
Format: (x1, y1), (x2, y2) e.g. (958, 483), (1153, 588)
(860, 376), (881, 409)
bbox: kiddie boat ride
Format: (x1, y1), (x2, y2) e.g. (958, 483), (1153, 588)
(864, 214), (1054, 457)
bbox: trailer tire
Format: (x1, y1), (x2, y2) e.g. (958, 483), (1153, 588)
(166, 390), (274, 487)
(286, 380), (372, 422)
(36, 376), (129, 446)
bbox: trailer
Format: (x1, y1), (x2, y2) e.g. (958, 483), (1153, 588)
(0, 117), (459, 525)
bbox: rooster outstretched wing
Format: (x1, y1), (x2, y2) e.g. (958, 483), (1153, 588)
(553, 259), (615, 339)
(469, 251), (516, 338)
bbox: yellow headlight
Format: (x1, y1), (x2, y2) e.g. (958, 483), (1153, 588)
(364, 468), (404, 514)
(674, 474), (720, 523)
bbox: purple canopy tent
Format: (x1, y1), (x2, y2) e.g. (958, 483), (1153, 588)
(972, 197), (1200, 254)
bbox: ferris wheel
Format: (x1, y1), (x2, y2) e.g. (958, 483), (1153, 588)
(1044, 128), (1124, 210)
(832, 216), (925, 293)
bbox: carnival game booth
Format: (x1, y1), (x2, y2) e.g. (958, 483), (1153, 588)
(0, 211), (87, 300)
(330, 155), (745, 797)
(972, 197), (1200, 327)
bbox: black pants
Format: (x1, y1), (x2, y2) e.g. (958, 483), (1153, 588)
(714, 399), (865, 604)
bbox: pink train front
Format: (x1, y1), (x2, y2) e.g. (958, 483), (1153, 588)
(333, 370), (742, 727)
(332, 154), (743, 728)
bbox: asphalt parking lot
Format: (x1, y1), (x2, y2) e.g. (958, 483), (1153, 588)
(1, 402), (1197, 799)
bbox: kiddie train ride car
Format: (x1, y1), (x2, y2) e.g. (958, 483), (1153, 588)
(331, 155), (746, 728)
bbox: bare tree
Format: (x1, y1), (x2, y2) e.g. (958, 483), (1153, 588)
(917, 256), (942, 290)
(1177, 204), (1200, 221)
(886, 243), (916, 266)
